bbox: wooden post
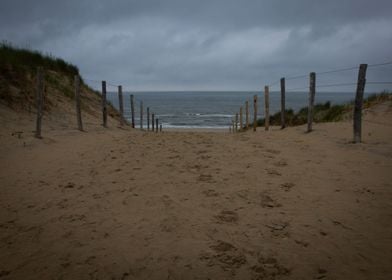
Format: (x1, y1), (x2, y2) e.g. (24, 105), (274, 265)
(74, 75), (83, 131)
(239, 107), (243, 131)
(147, 107), (150, 131)
(35, 67), (44, 138)
(140, 101), (143, 129)
(280, 78), (286, 129)
(232, 120), (235, 133)
(245, 101), (249, 129)
(353, 64), (368, 143)
(235, 113), (238, 132)
(264, 86), (270, 131)
(155, 118), (159, 133)
(253, 95), (258, 132)
(101, 81), (107, 127)
(130, 94), (135, 128)
(307, 72), (316, 132)
(118, 85), (124, 126)
(160, 124), (162, 132)
(152, 113), (155, 131)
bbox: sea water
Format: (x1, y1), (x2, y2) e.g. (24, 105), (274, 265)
(107, 91), (368, 129)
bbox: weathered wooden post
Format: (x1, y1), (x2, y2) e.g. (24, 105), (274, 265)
(253, 95), (258, 132)
(155, 118), (159, 133)
(130, 94), (135, 128)
(239, 107), (243, 131)
(235, 113), (238, 132)
(147, 107), (150, 131)
(264, 86), (270, 131)
(140, 101), (143, 129)
(307, 72), (316, 132)
(152, 113), (155, 131)
(101, 81), (107, 127)
(160, 124), (162, 132)
(35, 67), (44, 138)
(280, 78), (286, 129)
(353, 64), (368, 143)
(118, 85), (124, 126)
(74, 75), (83, 131)
(245, 101), (249, 129)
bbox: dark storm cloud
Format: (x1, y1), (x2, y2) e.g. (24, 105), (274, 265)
(1, 0), (392, 90)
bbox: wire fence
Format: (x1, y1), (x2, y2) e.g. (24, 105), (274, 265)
(82, 78), (162, 131)
(230, 61), (392, 142)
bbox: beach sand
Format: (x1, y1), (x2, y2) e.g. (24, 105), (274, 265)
(0, 101), (391, 279)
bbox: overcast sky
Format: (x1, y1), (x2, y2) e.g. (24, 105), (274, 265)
(1, 0), (392, 91)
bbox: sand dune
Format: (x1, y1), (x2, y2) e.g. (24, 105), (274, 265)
(0, 102), (391, 279)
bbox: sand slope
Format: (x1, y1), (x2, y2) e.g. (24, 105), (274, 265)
(0, 102), (391, 279)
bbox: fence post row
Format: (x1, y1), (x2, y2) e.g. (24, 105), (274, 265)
(280, 78), (286, 129)
(101, 81), (107, 128)
(130, 94), (135, 128)
(353, 64), (368, 143)
(35, 67), (44, 138)
(147, 107), (150, 130)
(253, 95), (258, 132)
(307, 72), (316, 133)
(140, 101), (143, 129)
(74, 75), (83, 131)
(264, 86), (270, 131)
(118, 85), (124, 126)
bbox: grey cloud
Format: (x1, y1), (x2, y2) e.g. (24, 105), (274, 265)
(1, 0), (392, 91)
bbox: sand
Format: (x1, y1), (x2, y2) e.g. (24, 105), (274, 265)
(0, 101), (391, 280)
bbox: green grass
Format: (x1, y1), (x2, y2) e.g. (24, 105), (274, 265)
(256, 92), (391, 127)
(0, 42), (121, 121)
(0, 41), (79, 77)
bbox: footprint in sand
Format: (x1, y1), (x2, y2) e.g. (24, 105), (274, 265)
(265, 168), (282, 176)
(315, 268), (328, 279)
(281, 182), (295, 192)
(202, 189), (219, 197)
(58, 214), (86, 224)
(260, 193), (281, 208)
(200, 240), (247, 270)
(251, 255), (290, 278)
(215, 210), (239, 223)
(295, 239), (309, 248)
(57, 199), (69, 209)
(265, 221), (290, 238)
(198, 174), (215, 183)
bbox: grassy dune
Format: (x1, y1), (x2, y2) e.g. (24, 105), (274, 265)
(0, 42), (120, 121)
(257, 92), (391, 127)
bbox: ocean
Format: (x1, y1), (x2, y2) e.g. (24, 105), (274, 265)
(106, 91), (368, 129)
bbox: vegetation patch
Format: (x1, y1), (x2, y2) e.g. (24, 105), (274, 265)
(256, 92), (391, 127)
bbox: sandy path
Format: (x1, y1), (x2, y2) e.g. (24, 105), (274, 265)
(0, 103), (391, 279)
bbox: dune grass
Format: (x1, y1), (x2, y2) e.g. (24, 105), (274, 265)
(257, 92), (391, 127)
(0, 41), (79, 77)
